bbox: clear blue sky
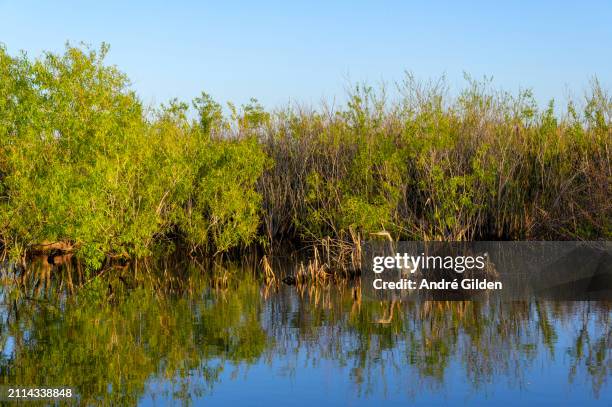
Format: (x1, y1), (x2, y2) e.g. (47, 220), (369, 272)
(1, 0), (610, 109)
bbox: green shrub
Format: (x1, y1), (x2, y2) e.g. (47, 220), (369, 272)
(0, 44), (267, 268)
(0, 44), (609, 270)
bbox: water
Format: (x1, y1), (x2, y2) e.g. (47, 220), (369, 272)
(0, 260), (610, 405)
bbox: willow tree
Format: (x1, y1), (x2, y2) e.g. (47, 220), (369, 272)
(0, 44), (267, 269)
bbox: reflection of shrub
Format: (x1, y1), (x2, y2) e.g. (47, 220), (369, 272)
(0, 268), (267, 405)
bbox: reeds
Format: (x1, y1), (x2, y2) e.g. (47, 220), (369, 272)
(257, 77), (611, 250)
(1, 44), (609, 273)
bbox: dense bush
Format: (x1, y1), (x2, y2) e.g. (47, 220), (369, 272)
(0, 44), (610, 269)
(260, 76), (611, 244)
(0, 44), (267, 269)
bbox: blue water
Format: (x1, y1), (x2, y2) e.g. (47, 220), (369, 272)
(136, 292), (611, 406)
(0, 270), (610, 406)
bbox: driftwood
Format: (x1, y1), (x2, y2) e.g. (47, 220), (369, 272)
(30, 241), (74, 254)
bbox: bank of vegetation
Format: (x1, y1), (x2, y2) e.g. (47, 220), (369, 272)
(0, 44), (610, 271)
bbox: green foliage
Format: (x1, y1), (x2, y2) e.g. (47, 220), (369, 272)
(0, 44), (267, 267)
(1, 44), (610, 270)
(176, 135), (268, 252)
(260, 75), (611, 243)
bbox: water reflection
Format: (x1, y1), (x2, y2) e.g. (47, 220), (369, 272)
(0, 259), (610, 405)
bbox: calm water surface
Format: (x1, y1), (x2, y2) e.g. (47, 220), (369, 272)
(0, 260), (610, 405)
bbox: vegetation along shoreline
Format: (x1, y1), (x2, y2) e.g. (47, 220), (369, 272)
(0, 44), (610, 277)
